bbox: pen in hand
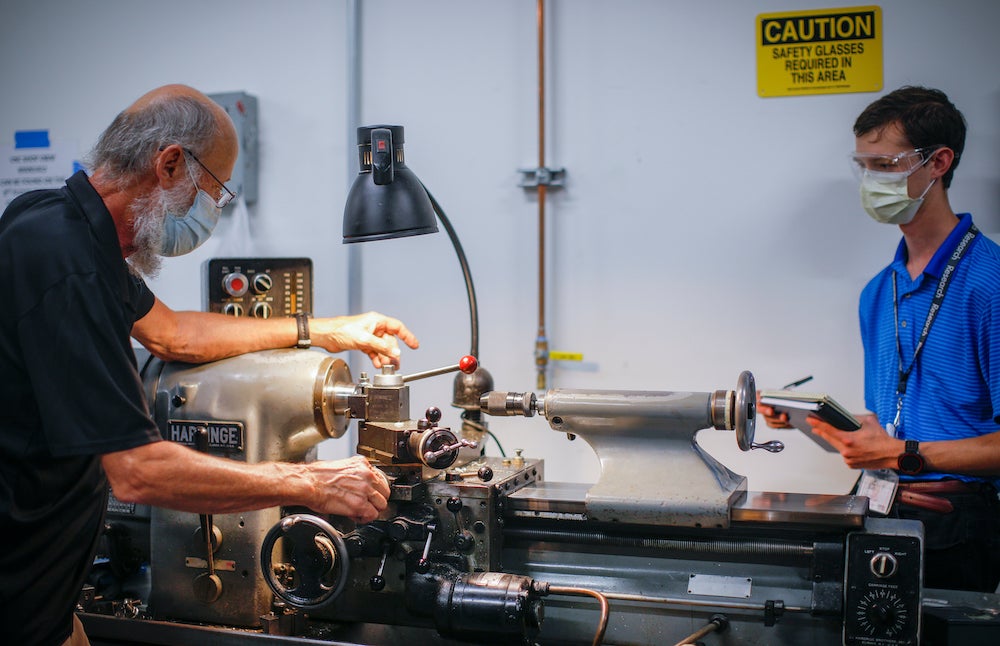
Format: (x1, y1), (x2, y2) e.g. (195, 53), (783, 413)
(782, 375), (813, 390)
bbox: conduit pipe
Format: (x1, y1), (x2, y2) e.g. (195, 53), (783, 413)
(534, 0), (549, 389)
(345, 0), (363, 452)
(525, 0), (568, 388)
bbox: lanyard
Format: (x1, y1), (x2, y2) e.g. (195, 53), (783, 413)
(888, 225), (979, 436)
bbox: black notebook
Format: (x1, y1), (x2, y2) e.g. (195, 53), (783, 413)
(758, 391), (861, 452)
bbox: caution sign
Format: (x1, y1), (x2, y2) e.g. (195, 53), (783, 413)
(757, 6), (882, 97)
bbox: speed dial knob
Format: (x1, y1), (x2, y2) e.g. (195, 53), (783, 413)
(252, 273), (273, 294)
(222, 302), (244, 317)
(856, 589), (909, 637)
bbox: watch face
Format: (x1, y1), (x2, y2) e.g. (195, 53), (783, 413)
(898, 452), (924, 474)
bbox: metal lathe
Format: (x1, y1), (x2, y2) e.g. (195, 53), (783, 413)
(80, 348), (1000, 645)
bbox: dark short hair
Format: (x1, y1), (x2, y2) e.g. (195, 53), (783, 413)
(853, 86), (966, 188)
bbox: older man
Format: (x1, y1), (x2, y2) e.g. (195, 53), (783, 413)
(0, 85), (417, 645)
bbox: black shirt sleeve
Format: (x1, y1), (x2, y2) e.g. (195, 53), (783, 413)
(18, 271), (161, 457)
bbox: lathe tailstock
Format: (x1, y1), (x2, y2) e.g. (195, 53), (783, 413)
(81, 351), (1000, 645)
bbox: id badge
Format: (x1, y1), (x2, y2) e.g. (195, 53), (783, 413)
(856, 469), (899, 515)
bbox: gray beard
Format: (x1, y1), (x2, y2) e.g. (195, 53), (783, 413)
(126, 182), (192, 279)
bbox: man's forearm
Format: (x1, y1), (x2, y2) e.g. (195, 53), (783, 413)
(102, 440), (314, 513)
(139, 308), (299, 363)
(921, 431), (1000, 476)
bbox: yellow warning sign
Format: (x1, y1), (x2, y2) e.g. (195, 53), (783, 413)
(757, 6), (882, 97)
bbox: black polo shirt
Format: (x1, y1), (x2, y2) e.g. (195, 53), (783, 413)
(0, 171), (161, 645)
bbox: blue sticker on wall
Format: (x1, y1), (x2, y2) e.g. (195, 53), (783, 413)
(14, 130), (50, 149)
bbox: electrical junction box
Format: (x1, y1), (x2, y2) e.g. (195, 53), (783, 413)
(208, 91), (258, 205)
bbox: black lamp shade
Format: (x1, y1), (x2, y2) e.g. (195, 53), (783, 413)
(343, 125), (439, 243)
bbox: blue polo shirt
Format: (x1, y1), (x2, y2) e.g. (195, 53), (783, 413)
(859, 213), (1000, 485)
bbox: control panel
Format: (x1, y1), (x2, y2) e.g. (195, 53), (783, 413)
(844, 519), (922, 645)
(205, 258), (312, 318)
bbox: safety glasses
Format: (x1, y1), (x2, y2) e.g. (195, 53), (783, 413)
(849, 146), (942, 182)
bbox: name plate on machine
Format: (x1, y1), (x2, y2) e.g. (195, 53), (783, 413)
(166, 420), (245, 451)
(687, 574), (753, 599)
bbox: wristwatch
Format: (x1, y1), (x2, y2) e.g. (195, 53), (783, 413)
(897, 439), (925, 475)
(295, 312), (311, 349)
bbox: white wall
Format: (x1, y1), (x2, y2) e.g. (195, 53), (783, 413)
(3, 0), (998, 493)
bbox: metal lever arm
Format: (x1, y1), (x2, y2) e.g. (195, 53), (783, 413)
(370, 544), (390, 591)
(424, 438), (478, 464)
(416, 523), (437, 573)
(402, 355), (478, 383)
(194, 428), (223, 603)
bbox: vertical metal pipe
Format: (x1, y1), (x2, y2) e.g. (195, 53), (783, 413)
(346, 0), (362, 321)
(534, 0), (549, 389)
(345, 0), (362, 453)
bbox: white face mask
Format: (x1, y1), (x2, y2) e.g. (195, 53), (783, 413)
(856, 148), (937, 225)
(160, 160), (222, 257)
(859, 171), (935, 225)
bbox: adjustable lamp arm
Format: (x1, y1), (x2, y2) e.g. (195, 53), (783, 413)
(424, 186), (478, 359)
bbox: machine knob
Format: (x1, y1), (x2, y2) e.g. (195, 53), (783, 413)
(344, 533), (365, 558)
(252, 301), (273, 319)
(222, 302), (244, 317)
(477, 466), (494, 482)
(865, 600), (901, 629)
(425, 407), (442, 425)
(193, 572), (223, 604)
(857, 589), (909, 636)
(870, 552), (898, 578)
(388, 519), (411, 541)
(458, 355), (478, 374)
(223, 272), (249, 297)
(252, 273), (273, 294)
(454, 530), (475, 552)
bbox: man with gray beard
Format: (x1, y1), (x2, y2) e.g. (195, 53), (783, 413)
(0, 85), (415, 646)
(124, 167), (194, 279)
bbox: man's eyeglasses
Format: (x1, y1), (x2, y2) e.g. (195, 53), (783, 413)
(183, 148), (237, 208)
(849, 146), (942, 181)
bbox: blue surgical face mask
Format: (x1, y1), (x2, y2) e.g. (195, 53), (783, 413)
(160, 160), (222, 257)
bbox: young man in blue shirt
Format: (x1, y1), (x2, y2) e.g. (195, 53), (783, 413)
(763, 86), (1000, 592)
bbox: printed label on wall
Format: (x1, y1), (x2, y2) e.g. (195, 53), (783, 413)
(757, 6), (882, 97)
(0, 131), (78, 209)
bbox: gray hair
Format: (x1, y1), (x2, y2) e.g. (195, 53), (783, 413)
(86, 94), (222, 187)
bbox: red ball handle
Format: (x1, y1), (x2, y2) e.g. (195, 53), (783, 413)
(458, 355), (478, 374)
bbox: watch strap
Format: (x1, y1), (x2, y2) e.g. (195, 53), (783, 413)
(295, 312), (311, 349)
(897, 439), (924, 475)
